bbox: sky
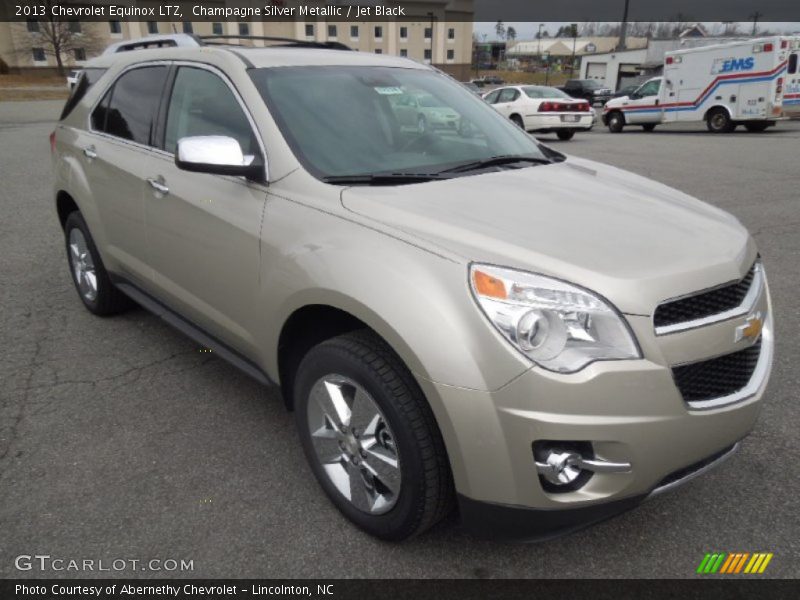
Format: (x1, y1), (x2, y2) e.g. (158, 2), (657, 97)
(474, 22), (800, 41)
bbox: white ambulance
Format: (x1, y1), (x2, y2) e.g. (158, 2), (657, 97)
(784, 36), (800, 118)
(603, 37), (792, 133)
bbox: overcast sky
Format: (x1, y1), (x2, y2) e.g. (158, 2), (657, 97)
(474, 22), (800, 41)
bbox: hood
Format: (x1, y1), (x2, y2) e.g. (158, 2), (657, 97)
(340, 158), (755, 315)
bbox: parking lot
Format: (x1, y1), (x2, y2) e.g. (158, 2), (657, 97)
(1, 100), (798, 579)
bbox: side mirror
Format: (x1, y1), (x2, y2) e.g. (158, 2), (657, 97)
(175, 136), (265, 182)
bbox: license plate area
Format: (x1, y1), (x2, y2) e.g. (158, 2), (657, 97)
(561, 114), (581, 123)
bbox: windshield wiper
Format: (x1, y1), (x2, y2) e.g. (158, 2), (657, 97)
(438, 155), (553, 174)
(322, 173), (448, 186)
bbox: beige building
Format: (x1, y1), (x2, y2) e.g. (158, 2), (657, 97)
(0, 0), (474, 80)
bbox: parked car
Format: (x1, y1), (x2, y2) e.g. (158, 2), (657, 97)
(558, 79), (613, 106)
(483, 85), (593, 140)
(388, 92), (462, 133)
(66, 69), (81, 90)
(52, 38), (773, 542)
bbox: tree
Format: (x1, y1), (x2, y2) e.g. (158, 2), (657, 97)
(495, 20), (506, 40)
(506, 26), (517, 42)
(15, 0), (103, 75)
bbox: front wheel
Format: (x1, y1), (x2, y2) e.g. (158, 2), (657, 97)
(607, 111), (625, 133)
(510, 114), (525, 130)
(556, 130), (575, 141)
(294, 330), (453, 541)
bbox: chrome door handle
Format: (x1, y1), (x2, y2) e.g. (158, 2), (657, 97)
(146, 178), (169, 195)
(83, 146), (97, 159)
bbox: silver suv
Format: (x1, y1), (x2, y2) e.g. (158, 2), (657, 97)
(52, 38), (773, 541)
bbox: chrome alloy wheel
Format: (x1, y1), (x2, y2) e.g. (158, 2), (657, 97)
(306, 375), (401, 514)
(68, 228), (98, 302)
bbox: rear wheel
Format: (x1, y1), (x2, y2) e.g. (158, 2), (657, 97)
(607, 111), (625, 133)
(510, 114), (525, 130)
(744, 121), (770, 133)
(556, 130), (575, 141)
(294, 330), (454, 541)
(706, 108), (735, 133)
(642, 123), (657, 132)
(64, 212), (132, 316)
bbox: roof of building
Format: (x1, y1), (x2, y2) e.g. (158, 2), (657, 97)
(507, 36), (649, 57)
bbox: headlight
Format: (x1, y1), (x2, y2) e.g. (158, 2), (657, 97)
(470, 264), (640, 373)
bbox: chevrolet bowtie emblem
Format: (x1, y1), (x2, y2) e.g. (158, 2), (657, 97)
(735, 312), (764, 343)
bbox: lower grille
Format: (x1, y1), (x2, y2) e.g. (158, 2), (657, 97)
(672, 339), (762, 404)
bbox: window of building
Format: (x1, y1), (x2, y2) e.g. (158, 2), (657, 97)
(447, 49), (454, 60)
(164, 67), (256, 156)
(350, 25), (359, 39)
(400, 49), (408, 57)
(374, 26), (383, 39)
(109, 20), (121, 34)
(424, 49), (432, 61)
(305, 24), (314, 37)
(182, 22), (193, 34)
(448, 28), (455, 40)
(424, 27), (432, 39)
(400, 27), (408, 39)
(92, 66), (169, 145)
(147, 21), (158, 34)
(74, 48), (86, 61)
(31, 47), (46, 62)
(328, 25), (337, 38)
(375, 49), (383, 54)
(26, 19), (39, 32)
(239, 22), (249, 36)
(212, 22), (223, 35)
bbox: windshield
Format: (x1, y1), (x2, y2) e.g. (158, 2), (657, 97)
(523, 86), (570, 99)
(249, 66), (548, 179)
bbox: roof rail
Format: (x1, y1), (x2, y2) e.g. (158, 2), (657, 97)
(197, 35), (352, 51)
(102, 33), (201, 55)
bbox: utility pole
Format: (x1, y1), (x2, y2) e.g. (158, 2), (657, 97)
(750, 12), (762, 36)
(570, 23), (578, 77)
(617, 0), (630, 51)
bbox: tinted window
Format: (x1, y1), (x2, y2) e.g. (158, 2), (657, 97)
(164, 67), (256, 156)
(789, 53), (798, 75)
(62, 68), (107, 120)
(99, 66), (168, 144)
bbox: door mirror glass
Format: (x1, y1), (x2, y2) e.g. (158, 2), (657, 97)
(175, 136), (264, 181)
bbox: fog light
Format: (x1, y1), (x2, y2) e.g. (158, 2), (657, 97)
(533, 441), (632, 493)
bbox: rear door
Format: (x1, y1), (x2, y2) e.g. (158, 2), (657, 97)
(785, 51), (800, 117)
(143, 64), (268, 356)
(492, 88), (521, 119)
(82, 65), (169, 285)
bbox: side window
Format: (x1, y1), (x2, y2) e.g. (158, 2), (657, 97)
(164, 67), (256, 156)
(789, 53), (798, 75)
(92, 66), (168, 144)
(483, 90), (500, 104)
(638, 80), (661, 97)
(498, 88), (517, 103)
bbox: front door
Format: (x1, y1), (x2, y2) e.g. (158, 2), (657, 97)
(622, 78), (663, 124)
(143, 65), (268, 356)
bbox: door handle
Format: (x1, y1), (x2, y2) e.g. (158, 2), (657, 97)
(83, 146), (97, 159)
(655, 99), (660, 106)
(146, 177), (169, 196)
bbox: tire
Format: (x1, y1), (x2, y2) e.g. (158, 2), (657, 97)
(293, 330), (454, 541)
(510, 114), (525, 130)
(642, 123), (657, 132)
(556, 130), (575, 141)
(744, 122), (769, 133)
(607, 111), (625, 133)
(64, 211), (133, 316)
(706, 108), (734, 133)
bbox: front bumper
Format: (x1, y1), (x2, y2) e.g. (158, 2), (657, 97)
(415, 278), (773, 540)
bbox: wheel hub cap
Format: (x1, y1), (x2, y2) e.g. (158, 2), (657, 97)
(307, 376), (401, 514)
(68, 229), (97, 302)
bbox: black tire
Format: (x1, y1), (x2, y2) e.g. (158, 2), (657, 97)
(556, 130), (575, 141)
(642, 123), (657, 132)
(744, 122), (770, 133)
(64, 211), (133, 316)
(293, 330), (454, 541)
(706, 108), (735, 133)
(510, 114), (525, 129)
(607, 111), (625, 133)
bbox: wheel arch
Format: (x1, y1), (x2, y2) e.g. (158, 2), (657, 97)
(704, 104), (733, 121)
(56, 190), (80, 229)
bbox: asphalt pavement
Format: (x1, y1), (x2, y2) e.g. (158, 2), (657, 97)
(1, 101), (798, 578)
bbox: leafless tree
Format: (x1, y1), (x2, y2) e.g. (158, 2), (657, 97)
(15, 0), (104, 75)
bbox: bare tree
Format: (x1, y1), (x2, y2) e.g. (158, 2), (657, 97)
(506, 26), (517, 42)
(16, 0), (104, 75)
(495, 21), (506, 41)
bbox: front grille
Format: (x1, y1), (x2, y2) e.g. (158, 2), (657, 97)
(654, 263), (756, 329)
(672, 339), (761, 403)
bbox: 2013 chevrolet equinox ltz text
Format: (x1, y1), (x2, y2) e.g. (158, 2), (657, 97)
(51, 37), (774, 541)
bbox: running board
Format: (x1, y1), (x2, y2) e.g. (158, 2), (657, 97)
(113, 279), (275, 388)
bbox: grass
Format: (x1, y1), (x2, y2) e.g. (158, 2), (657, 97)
(0, 74), (69, 101)
(0, 89), (68, 101)
(0, 73), (68, 87)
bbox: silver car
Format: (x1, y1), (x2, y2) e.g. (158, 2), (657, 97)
(51, 39), (773, 541)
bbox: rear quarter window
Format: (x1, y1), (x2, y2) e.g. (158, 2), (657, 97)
(60, 68), (107, 121)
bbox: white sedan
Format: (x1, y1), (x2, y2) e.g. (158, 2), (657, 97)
(483, 85), (593, 140)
